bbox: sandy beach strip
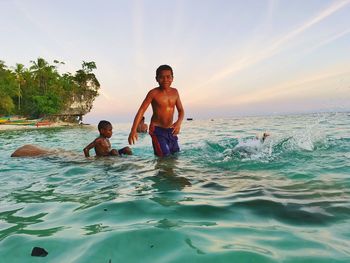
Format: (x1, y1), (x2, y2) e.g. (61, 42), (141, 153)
(0, 122), (83, 131)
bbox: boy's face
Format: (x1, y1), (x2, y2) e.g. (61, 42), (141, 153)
(156, 70), (173, 88)
(100, 125), (113, 138)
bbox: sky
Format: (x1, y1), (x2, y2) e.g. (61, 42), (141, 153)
(1, 0), (350, 123)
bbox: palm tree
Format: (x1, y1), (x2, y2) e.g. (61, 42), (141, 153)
(13, 63), (25, 110)
(30, 58), (57, 94)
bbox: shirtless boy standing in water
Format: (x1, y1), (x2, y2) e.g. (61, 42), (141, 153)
(128, 65), (184, 157)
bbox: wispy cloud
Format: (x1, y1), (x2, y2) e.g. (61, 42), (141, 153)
(199, 0), (350, 87)
(12, 1), (57, 57)
(228, 67), (350, 106)
(304, 28), (350, 54)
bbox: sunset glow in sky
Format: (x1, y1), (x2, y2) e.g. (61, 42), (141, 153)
(1, 0), (350, 123)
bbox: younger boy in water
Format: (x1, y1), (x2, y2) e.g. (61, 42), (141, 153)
(128, 65), (185, 157)
(84, 120), (132, 157)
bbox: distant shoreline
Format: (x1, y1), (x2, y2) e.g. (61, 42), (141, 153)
(0, 122), (87, 131)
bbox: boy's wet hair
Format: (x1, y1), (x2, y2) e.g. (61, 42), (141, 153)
(156, 65), (173, 77)
(98, 120), (112, 131)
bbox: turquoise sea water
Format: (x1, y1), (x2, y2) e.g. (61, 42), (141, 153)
(0, 112), (349, 263)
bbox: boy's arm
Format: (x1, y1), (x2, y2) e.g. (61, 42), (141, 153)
(83, 141), (95, 157)
(128, 91), (153, 145)
(171, 91), (184, 135)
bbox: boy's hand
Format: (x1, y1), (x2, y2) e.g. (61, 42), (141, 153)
(171, 122), (181, 135)
(128, 131), (138, 145)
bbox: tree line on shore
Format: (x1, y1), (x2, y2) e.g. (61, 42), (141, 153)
(0, 58), (100, 118)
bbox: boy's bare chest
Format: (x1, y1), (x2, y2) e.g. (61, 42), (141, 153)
(153, 92), (177, 106)
(96, 137), (111, 149)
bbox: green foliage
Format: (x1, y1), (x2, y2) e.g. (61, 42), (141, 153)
(0, 58), (100, 118)
(0, 95), (15, 114)
(0, 61), (17, 114)
(32, 93), (62, 116)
